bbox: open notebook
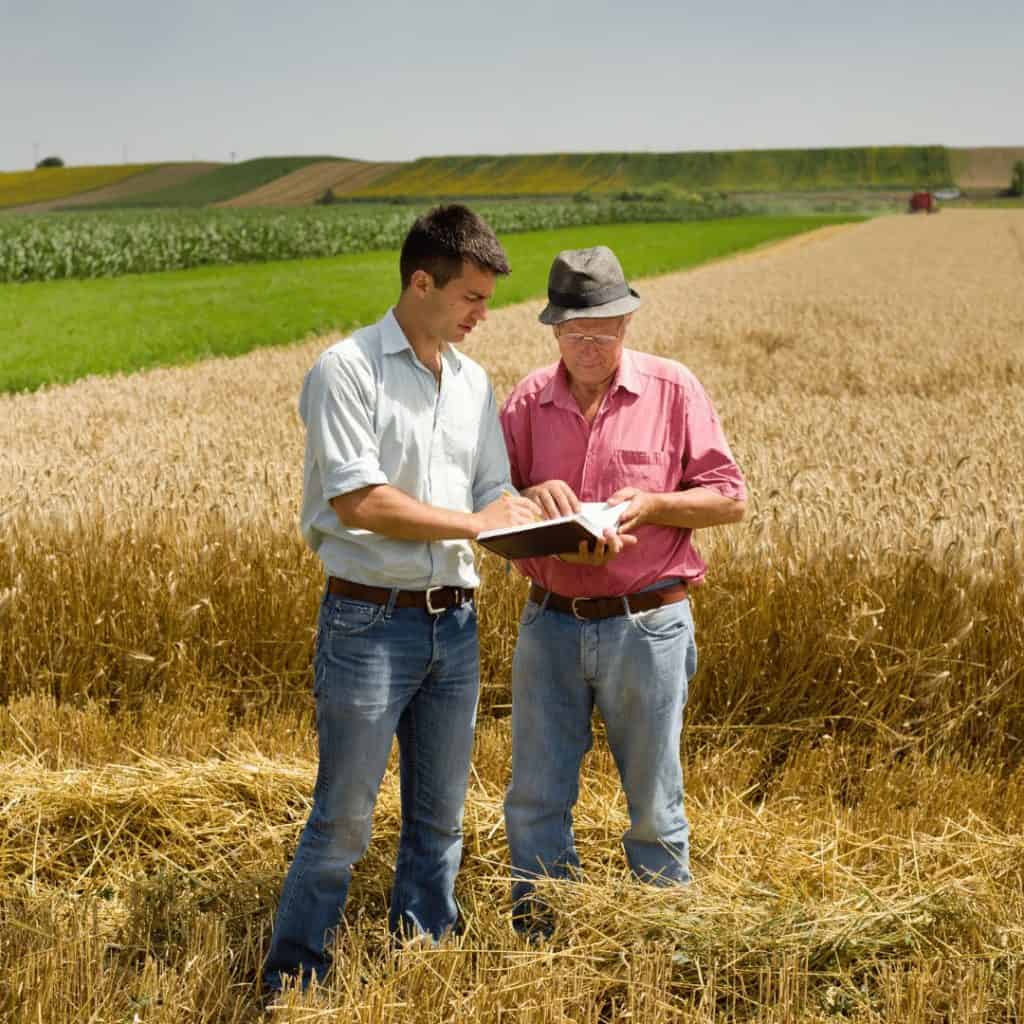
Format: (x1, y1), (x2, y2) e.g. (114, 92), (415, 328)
(476, 502), (626, 560)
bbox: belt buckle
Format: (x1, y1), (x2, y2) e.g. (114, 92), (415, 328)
(570, 596), (588, 621)
(424, 586), (446, 615)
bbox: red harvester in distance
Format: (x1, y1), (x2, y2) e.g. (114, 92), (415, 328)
(909, 191), (936, 213)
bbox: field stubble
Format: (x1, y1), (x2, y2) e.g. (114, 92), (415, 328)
(2, 211), (1023, 1021)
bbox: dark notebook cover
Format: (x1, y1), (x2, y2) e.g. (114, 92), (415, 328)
(476, 517), (603, 560)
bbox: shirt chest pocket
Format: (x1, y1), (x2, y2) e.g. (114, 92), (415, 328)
(608, 449), (678, 493)
(441, 413), (479, 478)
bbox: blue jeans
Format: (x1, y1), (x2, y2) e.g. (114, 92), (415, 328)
(504, 593), (697, 910)
(263, 590), (480, 990)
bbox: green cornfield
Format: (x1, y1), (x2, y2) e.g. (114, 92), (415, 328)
(0, 198), (744, 283)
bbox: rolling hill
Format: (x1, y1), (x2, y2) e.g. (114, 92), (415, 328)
(86, 157), (342, 208)
(217, 159), (399, 207)
(949, 147), (1024, 190)
(3, 146), (1019, 211)
(13, 163), (222, 213)
(0, 164), (158, 209)
(342, 146), (955, 197)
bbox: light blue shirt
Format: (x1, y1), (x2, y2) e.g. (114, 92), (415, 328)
(299, 309), (513, 589)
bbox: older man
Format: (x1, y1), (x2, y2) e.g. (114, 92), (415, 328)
(500, 246), (747, 928)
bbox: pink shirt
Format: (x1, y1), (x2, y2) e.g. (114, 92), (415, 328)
(500, 348), (746, 597)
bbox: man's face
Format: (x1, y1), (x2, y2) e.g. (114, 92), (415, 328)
(424, 261), (496, 344)
(555, 315), (626, 387)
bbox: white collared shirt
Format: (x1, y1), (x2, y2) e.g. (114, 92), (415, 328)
(299, 309), (512, 589)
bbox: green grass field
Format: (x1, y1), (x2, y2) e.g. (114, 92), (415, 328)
(87, 156), (340, 208)
(0, 215), (858, 393)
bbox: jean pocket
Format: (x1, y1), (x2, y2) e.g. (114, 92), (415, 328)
(321, 595), (387, 637)
(628, 600), (691, 640)
(519, 599), (544, 628)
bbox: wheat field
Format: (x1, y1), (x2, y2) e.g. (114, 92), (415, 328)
(2, 211), (1023, 1022)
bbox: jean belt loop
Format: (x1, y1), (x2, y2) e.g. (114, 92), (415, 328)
(621, 595), (632, 617)
(385, 587), (399, 618)
(539, 588), (552, 613)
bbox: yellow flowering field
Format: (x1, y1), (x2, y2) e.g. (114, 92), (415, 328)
(0, 163), (156, 208)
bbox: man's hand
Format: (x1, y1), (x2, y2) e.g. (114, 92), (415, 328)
(522, 480), (581, 519)
(472, 492), (541, 537)
(606, 487), (663, 534)
(606, 485), (746, 531)
(557, 528), (638, 566)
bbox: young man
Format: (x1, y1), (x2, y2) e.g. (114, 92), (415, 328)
(500, 246), (747, 929)
(264, 205), (538, 991)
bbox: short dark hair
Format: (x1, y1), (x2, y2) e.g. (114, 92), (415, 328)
(399, 204), (510, 290)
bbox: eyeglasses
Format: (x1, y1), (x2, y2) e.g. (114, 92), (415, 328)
(557, 330), (621, 347)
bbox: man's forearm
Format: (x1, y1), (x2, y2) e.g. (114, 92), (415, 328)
(331, 484), (478, 541)
(647, 486), (746, 529)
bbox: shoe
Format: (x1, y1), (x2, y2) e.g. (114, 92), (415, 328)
(511, 901), (554, 943)
(258, 985), (281, 1017)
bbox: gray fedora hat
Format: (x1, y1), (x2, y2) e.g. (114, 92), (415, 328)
(538, 245), (641, 325)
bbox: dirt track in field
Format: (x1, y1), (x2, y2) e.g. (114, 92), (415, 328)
(9, 163), (222, 213)
(217, 159), (401, 207)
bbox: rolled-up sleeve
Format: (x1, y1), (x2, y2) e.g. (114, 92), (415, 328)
(680, 378), (747, 501)
(472, 383), (514, 511)
(300, 350), (389, 500)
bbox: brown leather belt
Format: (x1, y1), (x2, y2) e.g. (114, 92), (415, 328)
(528, 582), (688, 621)
(328, 577), (473, 614)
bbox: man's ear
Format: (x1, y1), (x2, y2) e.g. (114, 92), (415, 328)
(409, 268), (434, 297)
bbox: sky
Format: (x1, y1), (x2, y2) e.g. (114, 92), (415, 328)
(1, 0), (1020, 171)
